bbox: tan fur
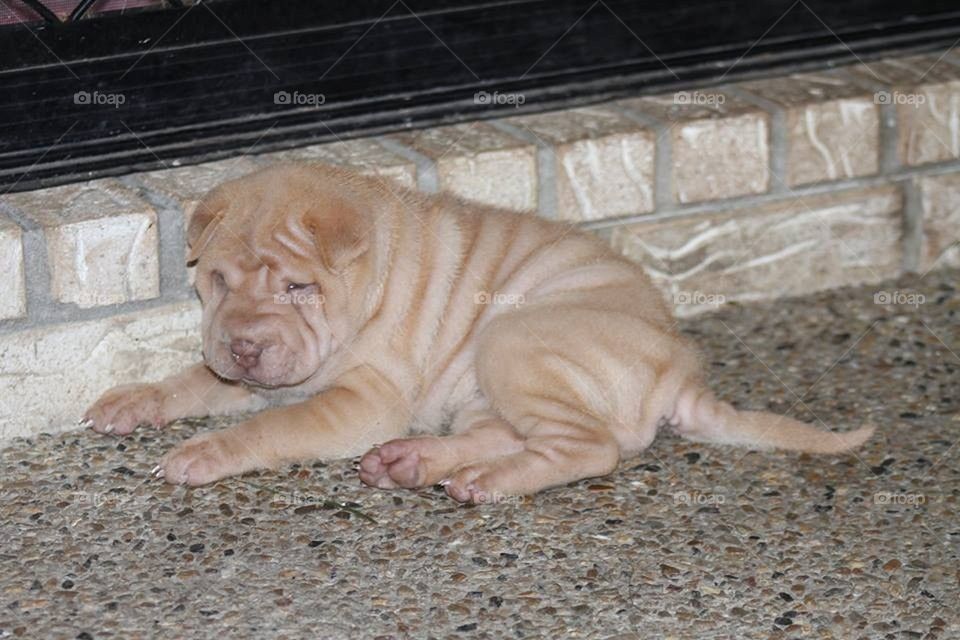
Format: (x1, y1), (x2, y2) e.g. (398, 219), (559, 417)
(84, 163), (874, 503)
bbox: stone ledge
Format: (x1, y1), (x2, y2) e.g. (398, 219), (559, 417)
(737, 70), (881, 187)
(618, 90), (771, 204)
(255, 138), (418, 190)
(610, 186), (904, 316)
(845, 54), (960, 167)
(3, 180), (160, 309)
(500, 106), (655, 221)
(385, 122), (538, 211)
(916, 173), (960, 271)
(0, 301), (200, 440)
(0, 214), (25, 320)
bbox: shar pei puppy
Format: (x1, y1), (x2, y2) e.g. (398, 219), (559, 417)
(84, 163), (873, 503)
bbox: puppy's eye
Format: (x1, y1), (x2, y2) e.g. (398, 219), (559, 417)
(212, 271), (227, 290)
(287, 282), (314, 291)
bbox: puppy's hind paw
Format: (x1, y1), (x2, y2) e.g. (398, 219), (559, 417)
(358, 437), (462, 490)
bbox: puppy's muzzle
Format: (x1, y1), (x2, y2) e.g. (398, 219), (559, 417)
(230, 338), (264, 370)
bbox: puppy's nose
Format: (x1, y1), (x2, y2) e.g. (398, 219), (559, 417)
(229, 339), (263, 370)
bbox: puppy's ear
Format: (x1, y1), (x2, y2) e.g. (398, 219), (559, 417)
(303, 199), (373, 273)
(186, 187), (231, 264)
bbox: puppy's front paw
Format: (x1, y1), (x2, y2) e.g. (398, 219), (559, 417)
(84, 383), (168, 436)
(159, 433), (237, 486)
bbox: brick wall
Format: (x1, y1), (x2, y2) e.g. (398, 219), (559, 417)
(1, 53), (959, 440)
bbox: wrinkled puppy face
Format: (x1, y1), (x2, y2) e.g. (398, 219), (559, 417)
(186, 165), (374, 388)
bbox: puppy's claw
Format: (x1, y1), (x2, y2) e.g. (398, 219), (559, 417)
(79, 418), (93, 428)
(151, 465), (161, 475)
(437, 478), (451, 487)
(103, 424), (115, 434)
(155, 469), (165, 480)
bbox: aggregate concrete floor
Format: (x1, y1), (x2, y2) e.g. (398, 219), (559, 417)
(1, 270), (958, 639)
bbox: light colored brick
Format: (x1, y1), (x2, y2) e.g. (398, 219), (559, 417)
(611, 187), (903, 316)
(917, 173), (960, 271)
(846, 55), (960, 166)
(739, 72), (880, 186)
(131, 158), (262, 288)
(256, 138), (417, 190)
(131, 157), (262, 216)
(504, 107), (655, 221)
(3, 180), (159, 308)
(619, 91), (769, 203)
(0, 215), (26, 319)
(388, 123), (537, 210)
(0, 301), (201, 440)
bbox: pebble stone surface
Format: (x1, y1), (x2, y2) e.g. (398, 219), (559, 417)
(1, 270), (957, 640)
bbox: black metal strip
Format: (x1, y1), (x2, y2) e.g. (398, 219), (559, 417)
(1, 0), (958, 192)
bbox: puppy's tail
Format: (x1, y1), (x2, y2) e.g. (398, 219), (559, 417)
(670, 385), (874, 454)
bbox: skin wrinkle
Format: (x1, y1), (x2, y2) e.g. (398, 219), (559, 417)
(412, 212), (511, 409)
(421, 215), (479, 375)
(398, 209), (436, 357)
(84, 163), (876, 502)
